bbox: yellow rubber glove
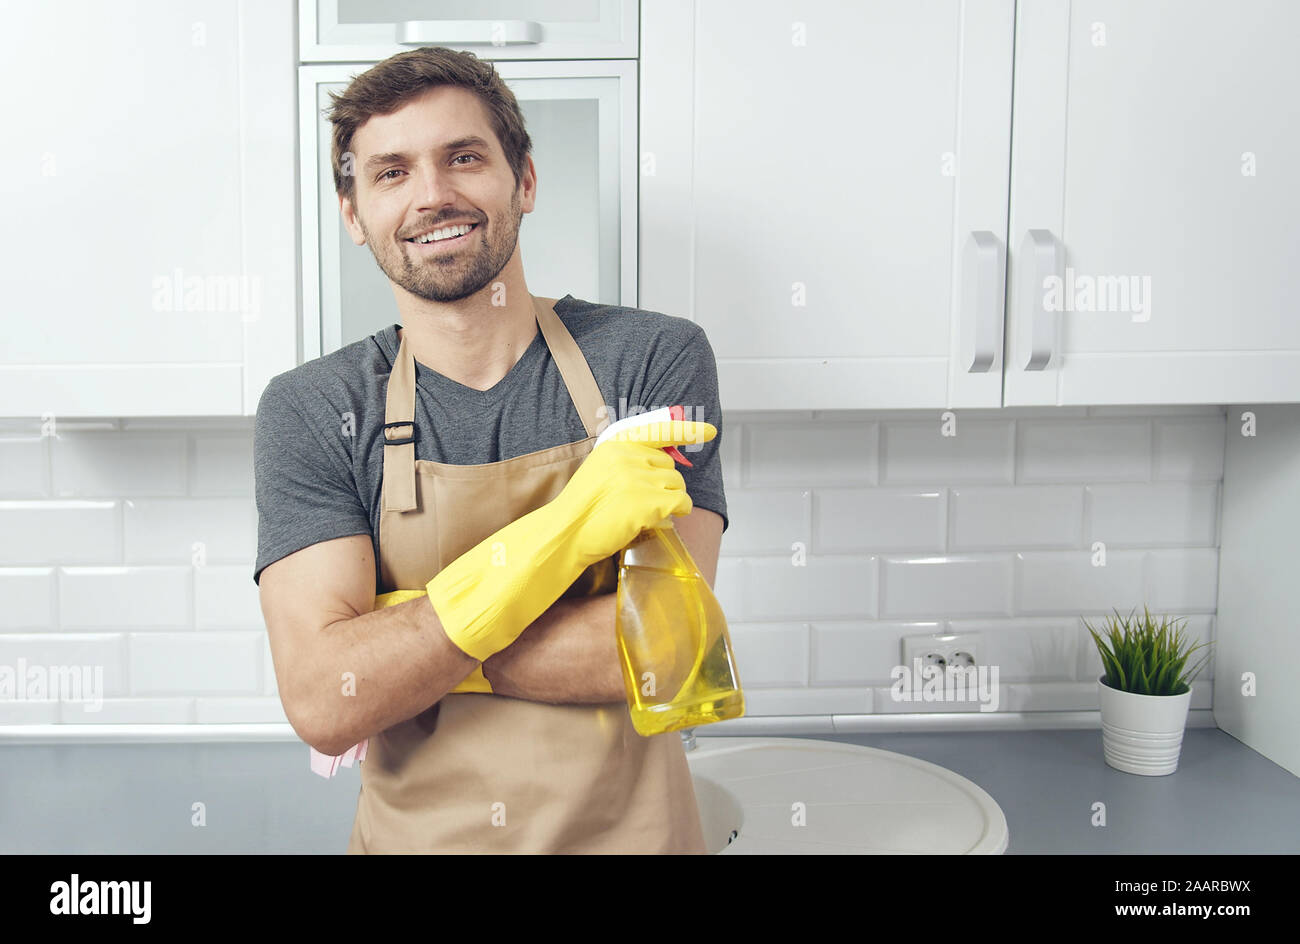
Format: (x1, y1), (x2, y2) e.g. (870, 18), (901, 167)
(373, 589), (492, 693)
(426, 420), (717, 662)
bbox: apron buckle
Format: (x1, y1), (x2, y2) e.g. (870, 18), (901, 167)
(383, 420), (416, 446)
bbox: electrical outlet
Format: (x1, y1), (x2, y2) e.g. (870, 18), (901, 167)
(901, 632), (982, 670)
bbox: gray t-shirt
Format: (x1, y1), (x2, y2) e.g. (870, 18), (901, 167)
(252, 294), (728, 587)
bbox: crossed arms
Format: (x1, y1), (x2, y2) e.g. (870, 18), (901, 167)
(258, 507), (722, 756)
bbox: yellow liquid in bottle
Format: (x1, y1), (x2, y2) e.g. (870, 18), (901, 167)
(615, 526), (745, 737)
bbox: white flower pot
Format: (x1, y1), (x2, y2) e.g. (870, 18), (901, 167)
(1097, 674), (1192, 776)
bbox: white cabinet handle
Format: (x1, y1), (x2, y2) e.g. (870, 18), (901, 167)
(398, 20), (543, 46)
(1018, 229), (1062, 370)
(961, 231), (1004, 372)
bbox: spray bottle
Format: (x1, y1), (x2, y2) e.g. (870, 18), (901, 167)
(595, 406), (744, 736)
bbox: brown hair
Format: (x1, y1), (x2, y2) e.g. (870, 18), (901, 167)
(325, 47), (532, 206)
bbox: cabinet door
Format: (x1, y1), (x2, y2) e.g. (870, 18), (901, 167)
(640, 0), (1015, 410)
(302, 60), (637, 355)
(0, 0), (296, 417)
(1006, 0), (1300, 406)
(300, 0), (639, 62)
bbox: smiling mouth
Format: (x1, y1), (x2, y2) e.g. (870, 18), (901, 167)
(404, 223), (480, 249)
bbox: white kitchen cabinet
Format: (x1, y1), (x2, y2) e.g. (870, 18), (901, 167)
(640, 0), (1016, 410)
(1005, 0), (1300, 406)
(0, 0), (297, 418)
(299, 0), (639, 62)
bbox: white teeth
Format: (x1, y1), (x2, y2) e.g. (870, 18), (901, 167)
(412, 223), (474, 244)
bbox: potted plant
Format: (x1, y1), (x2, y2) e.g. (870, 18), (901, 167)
(1082, 605), (1213, 776)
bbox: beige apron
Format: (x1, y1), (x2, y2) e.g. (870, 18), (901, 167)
(346, 295), (708, 854)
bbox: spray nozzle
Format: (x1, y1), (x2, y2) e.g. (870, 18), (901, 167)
(593, 405), (695, 466)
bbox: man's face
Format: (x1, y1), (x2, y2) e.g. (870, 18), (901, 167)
(341, 85), (534, 303)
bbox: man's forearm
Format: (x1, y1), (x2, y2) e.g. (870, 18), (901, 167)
(309, 597), (480, 756)
(482, 594), (626, 704)
(309, 593), (624, 754)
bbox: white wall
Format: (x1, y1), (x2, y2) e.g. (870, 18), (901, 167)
(1213, 404), (1300, 776)
(0, 405), (1224, 730)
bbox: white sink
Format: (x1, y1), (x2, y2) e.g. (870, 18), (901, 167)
(686, 736), (1008, 854)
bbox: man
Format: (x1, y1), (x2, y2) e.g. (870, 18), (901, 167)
(253, 47), (728, 853)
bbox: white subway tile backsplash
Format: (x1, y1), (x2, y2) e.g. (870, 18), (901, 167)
(128, 632), (261, 695)
(1145, 548), (1220, 611)
(873, 682), (1002, 713)
(1004, 682), (1105, 711)
(0, 633), (126, 698)
(882, 420), (1014, 483)
(748, 421), (876, 486)
(0, 435), (48, 496)
(718, 422), (742, 489)
(194, 697), (289, 723)
(0, 699), (60, 723)
(811, 621), (939, 686)
(881, 555), (1013, 618)
(728, 623), (808, 686)
(1003, 681), (1213, 712)
(951, 486), (1083, 549)
(0, 568), (56, 630)
(195, 565), (264, 629)
(742, 687), (870, 716)
(743, 556), (877, 620)
(51, 432), (186, 497)
(1154, 417), (1227, 481)
(1, 407), (1228, 727)
(192, 433), (255, 495)
(0, 500), (118, 565)
(817, 488), (944, 552)
(1018, 420), (1150, 481)
(719, 489), (810, 553)
(1018, 550), (1145, 614)
(124, 498), (255, 563)
(945, 618), (1076, 682)
(1088, 484), (1219, 546)
(59, 697), (194, 724)
(59, 566), (191, 630)
(261, 633), (278, 696)
(712, 558), (745, 621)
(1088, 405), (1222, 417)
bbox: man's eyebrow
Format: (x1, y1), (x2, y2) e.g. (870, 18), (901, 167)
(362, 137), (492, 172)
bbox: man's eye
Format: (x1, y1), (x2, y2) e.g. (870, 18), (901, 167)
(379, 169), (402, 181)
(452, 154), (479, 165)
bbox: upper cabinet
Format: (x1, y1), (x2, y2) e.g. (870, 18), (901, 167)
(1005, 0), (1300, 406)
(1, 0), (297, 417)
(8, 0), (1296, 418)
(641, 0), (1017, 410)
(299, 0), (639, 62)
(641, 0), (1300, 410)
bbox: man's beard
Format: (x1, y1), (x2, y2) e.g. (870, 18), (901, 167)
(358, 188), (523, 303)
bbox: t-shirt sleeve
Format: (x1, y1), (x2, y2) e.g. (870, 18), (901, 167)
(643, 322), (729, 533)
(252, 376), (374, 585)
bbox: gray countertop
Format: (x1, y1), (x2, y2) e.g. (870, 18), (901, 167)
(1, 727), (1294, 853)
(782, 727), (1300, 854)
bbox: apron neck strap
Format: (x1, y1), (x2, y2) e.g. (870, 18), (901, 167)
(533, 295), (606, 440)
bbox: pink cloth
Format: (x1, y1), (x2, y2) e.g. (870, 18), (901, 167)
(309, 738), (368, 778)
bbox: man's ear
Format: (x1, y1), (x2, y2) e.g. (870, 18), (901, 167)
(339, 194), (366, 247)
